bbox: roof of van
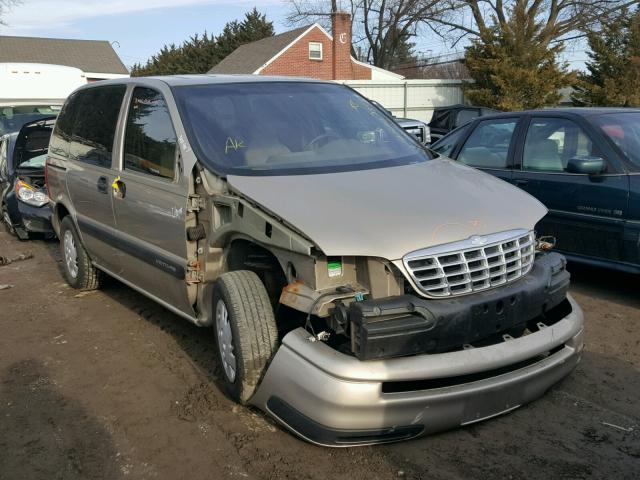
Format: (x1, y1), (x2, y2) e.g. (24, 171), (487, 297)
(78, 74), (329, 89)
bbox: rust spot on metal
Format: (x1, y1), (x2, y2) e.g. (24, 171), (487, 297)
(282, 281), (303, 294)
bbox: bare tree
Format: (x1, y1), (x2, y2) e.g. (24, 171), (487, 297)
(286, 0), (442, 68)
(0, 0), (21, 26)
(426, 0), (640, 47)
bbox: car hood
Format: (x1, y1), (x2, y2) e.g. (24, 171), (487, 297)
(227, 159), (547, 260)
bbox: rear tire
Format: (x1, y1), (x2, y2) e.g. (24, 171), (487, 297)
(212, 270), (279, 404)
(59, 216), (102, 290)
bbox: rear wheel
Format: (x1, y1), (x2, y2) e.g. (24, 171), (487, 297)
(213, 270), (279, 404)
(59, 216), (102, 290)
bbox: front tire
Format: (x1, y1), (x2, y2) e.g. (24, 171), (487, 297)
(212, 270), (279, 404)
(2, 205), (16, 236)
(59, 216), (102, 290)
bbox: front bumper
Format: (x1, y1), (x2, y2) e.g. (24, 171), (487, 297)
(17, 202), (53, 234)
(251, 295), (584, 446)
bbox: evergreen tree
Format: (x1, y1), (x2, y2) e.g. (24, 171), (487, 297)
(462, 4), (573, 111)
(387, 31), (416, 68)
(215, 8), (275, 59)
(573, 10), (640, 107)
(131, 8), (274, 76)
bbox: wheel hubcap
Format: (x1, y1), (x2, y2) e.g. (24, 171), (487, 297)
(63, 230), (79, 279)
(215, 299), (236, 382)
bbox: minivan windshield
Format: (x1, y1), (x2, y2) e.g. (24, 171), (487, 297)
(173, 82), (432, 175)
(592, 112), (640, 170)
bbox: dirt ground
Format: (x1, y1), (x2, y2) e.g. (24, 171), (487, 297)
(0, 230), (638, 480)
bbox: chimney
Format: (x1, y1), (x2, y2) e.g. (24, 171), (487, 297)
(331, 12), (352, 80)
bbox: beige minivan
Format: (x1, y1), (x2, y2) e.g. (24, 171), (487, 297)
(46, 75), (584, 446)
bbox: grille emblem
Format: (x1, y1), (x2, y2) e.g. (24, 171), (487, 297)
(470, 235), (488, 246)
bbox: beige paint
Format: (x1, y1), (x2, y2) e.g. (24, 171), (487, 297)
(228, 158), (547, 260)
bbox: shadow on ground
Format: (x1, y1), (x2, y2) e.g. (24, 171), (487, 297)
(0, 359), (122, 480)
(568, 262), (640, 310)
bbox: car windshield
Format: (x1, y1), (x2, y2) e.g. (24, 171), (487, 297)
(17, 153), (47, 169)
(592, 112), (640, 169)
(172, 82), (431, 175)
(0, 105), (60, 135)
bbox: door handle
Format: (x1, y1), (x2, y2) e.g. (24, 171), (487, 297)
(111, 177), (126, 199)
(514, 179), (529, 186)
(97, 176), (108, 194)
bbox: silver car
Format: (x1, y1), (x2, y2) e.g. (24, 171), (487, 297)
(46, 76), (584, 446)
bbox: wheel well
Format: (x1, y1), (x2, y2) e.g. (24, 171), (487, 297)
(226, 240), (287, 309)
(56, 203), (70, 222)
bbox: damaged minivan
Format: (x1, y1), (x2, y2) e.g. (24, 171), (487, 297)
(46, 76), (584, 446)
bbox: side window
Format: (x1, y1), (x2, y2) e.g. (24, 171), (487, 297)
(455, 109), (479, 128)
(523, 118), (597, 172)
(457, 119), (517, 168)
(431, 125), (468, 158)
(49, 91), (80, 159)
(123, 87), (177, 180)
(69, 86), (126, 168)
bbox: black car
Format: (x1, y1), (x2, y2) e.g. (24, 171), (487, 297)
(431, 108), (640, 273)
(0, 117), (55, 239)
(428, 104), (500, 143)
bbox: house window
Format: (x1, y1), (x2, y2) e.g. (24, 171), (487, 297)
(309, 42), (323, 60)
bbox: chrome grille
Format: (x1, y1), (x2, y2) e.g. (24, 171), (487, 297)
(403, 126), (425, 144)
(403, 230), (536, 298)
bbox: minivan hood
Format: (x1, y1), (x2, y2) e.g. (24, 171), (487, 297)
(228, 159), (547, 260)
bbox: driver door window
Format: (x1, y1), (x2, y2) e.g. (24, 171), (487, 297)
(523, 118), (598, 173)
(457, 119), (517, 169)
(124, 87), (177, 180)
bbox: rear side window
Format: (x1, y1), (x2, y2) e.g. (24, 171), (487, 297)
(68, 86), (126, 168)
(123, 87), (177, 180)
(457, 118), (517, 169)
(49, 92), (81, 159)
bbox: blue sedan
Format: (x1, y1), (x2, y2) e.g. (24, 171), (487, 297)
(431, 108), (640, 274)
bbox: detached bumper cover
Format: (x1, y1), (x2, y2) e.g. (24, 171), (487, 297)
(251, 295), (584, 446)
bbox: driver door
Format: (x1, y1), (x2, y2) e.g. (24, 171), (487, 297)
(511, 115), (628, 262)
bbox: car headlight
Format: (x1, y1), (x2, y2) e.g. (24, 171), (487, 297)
(15, 180), (49, 207)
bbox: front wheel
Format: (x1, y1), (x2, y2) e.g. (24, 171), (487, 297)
(2, 205), (16, 236)
(212, 270), (279, 404)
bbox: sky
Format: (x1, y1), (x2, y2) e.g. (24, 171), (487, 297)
(0, 0), (290, 68)
(0, 0), (588, 71)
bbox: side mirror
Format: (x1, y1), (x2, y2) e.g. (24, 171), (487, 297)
(566, 156), (605, 175)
